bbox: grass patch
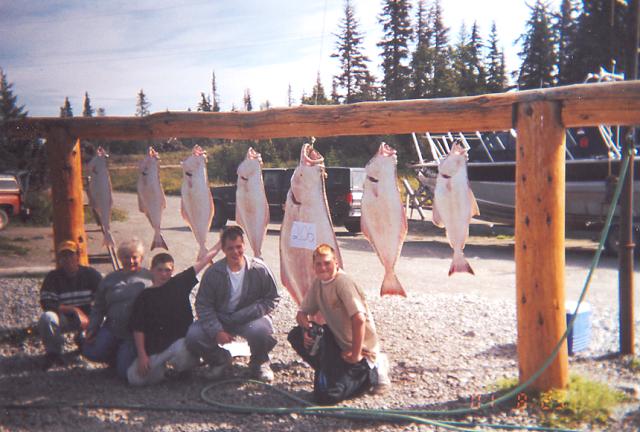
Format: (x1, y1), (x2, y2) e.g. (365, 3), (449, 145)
(623, 356), (640, 373)
(107, 165), (184, 195)
(84, 206), (128, 224)
(0, 236), (29, 256)
(491, 375), (628, 428)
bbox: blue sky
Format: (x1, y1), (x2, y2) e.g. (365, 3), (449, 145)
(0, 1), (558, 117)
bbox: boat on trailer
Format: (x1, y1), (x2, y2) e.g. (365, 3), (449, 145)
(410, 70), (638, 252)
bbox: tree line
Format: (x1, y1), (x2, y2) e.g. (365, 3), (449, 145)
(0, 0), (637, 183)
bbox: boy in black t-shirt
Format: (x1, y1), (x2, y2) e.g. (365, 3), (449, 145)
(127, 243), (220, 386)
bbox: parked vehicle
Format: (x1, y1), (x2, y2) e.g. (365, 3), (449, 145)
(0, 172), (30, 230)
(210, 166), (365, 232)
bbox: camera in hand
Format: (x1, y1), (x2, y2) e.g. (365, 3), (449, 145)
(306, 322), (324, 356)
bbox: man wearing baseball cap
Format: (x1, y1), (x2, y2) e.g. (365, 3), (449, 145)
(38, 240), (102, 371)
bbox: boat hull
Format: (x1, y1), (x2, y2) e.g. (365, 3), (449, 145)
(418, 158), (640, 229)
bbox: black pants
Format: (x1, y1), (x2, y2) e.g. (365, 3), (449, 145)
(288, 325), (372, 405)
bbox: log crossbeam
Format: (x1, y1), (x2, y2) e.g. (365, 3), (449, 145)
(5, 81), (640, 141)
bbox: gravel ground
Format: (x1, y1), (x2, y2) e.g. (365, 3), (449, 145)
(1, 275), (638, 431)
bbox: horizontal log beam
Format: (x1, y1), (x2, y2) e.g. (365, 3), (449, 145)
(5, 81), (640, 141)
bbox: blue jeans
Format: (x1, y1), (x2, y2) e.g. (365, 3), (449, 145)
(82, 326), (136, 379)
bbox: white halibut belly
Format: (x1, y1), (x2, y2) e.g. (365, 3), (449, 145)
(140, 184), (165, 229)
(236, 180), (269, 256)
(181, 184), (213, 246)
(361, 193), (406, 268)
(280, 200), (340, 304)
(435, 184), (470, 250)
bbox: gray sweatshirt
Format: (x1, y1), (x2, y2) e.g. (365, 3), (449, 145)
(88, 269), (153, 339)
(195, 256), (279, 339)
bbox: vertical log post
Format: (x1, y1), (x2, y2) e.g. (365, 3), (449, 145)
(515, 100), (569, 391)
(46, 130), (88, 266)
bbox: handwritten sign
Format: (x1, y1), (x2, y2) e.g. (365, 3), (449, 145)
(290, 221), (317, 250)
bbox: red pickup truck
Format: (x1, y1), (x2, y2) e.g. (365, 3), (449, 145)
(0, 173), (29, 230)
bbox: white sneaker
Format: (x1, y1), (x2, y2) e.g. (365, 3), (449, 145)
(372, 353), (391, 394)
(250, 362), (274, 382)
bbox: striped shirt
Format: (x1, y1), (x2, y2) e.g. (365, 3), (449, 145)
(40, 266), (103, 315)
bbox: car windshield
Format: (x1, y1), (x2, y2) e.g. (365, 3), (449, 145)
(351, 171), (365, 190)
(0, 179), (19, 192)
(326, 169), (349, 187)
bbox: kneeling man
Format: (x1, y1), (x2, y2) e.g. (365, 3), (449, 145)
(185, 226), (279, 381)
(288, 244), (390, 404)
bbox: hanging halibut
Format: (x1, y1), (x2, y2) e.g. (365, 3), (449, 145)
(361, 143), (408, 297)
(181, 145), (214, 260)
(432, 140), (480, 275)
(87, 146), (115, 248)
(137, 147), (168, 250)
(280, 143), (343, 305)
(235, 147), (269, 259)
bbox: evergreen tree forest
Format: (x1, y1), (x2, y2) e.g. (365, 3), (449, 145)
(0, 0), (637, 181)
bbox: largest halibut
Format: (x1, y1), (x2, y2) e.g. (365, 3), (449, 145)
(87, 146), (115, 248)
(280, 144), (343, 305)
(137, 147), (168, 250)
(361, 142), (407, 297)
(235, 147), (269, 259)
(181, 145), (214, 260)
(432, 140), (480, 275)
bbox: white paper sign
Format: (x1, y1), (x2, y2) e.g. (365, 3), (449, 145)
(290, 221), (317, 250)
(220, 341), (251, 357)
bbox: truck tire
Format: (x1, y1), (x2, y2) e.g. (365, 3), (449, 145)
(0, 208), (8, 231)
(344, 220), (361, 234)
(210, 201), (228, 230)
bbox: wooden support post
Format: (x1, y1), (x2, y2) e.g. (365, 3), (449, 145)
(515, 101), (569, 391)
(46, 131), (88, 266)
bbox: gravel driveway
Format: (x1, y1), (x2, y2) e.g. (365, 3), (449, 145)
(0, 192), (638, 431)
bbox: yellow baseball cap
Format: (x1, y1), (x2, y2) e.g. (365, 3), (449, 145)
(57, 240), (79, 254)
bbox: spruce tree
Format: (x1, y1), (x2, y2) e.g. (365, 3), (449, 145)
(243, 89), (253, 111)
(468, 21), (487, 93)
(410, 0), (434, 98)
(197, 92), (212, 112)
(301, 73), (331, 105)
(377, 0), (413, 100)
(452, 23), (472, 96)
(0, 68), (26, 122)
(570, 0), (628, 82)
(486, 22), (507, 92)
(429, 0), (456, 96)
(82, 91), (94, 117)
(260, 100), (272, 110)
(287, 83), (294, 107)
(555, 0), (580, 84)
(332, 0), (376, 103)
(0, 68), (28, 171)
(135, 89), (150, 116)
(59, 97), (73, 117)
(211, 70), (220, 112)
(517, 0), (557, 89)
(451, 21), (487, 96)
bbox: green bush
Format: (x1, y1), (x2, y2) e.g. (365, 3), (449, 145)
(24, 190), (53, 226)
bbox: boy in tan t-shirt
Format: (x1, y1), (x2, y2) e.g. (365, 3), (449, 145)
(288, 244), (390, 404)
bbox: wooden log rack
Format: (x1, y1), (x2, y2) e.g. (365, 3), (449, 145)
(5, 80), (640, 391)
